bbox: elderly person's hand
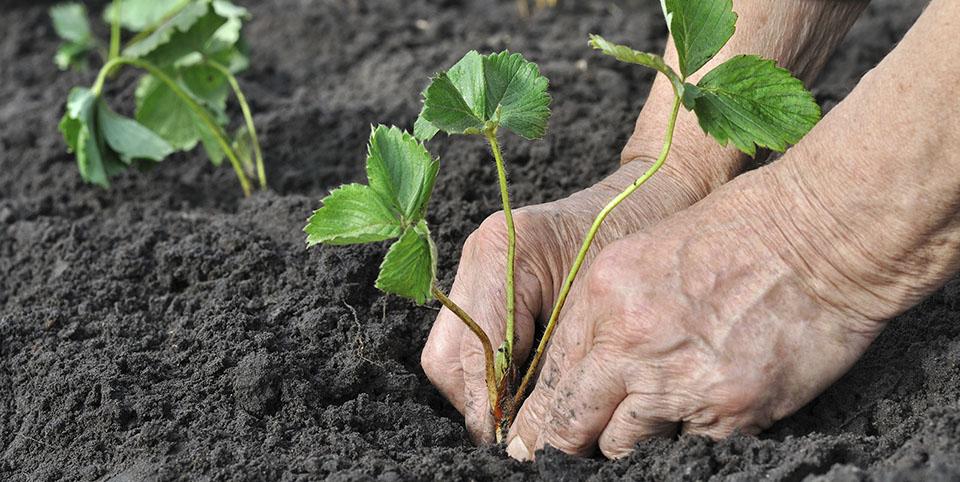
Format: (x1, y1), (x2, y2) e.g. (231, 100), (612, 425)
(421, 0), (871, 445)
(508, 0), (960, 458)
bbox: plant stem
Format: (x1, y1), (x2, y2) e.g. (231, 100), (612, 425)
(513, 95), (683, 407)
(484, 131), (517, 368)
(109, 0), (122, 61)
(431, 285), (499, 424)
(92, 57), (253, 197)
(204, 58), (268, 190)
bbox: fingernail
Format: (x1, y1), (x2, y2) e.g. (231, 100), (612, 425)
(507, 436), (531, 461)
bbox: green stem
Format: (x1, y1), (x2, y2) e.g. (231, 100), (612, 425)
(109, 0), (122, 61)
(513, 95), (683, 407)
(484, 130), (517, 367)
(204, 58), (268, 190)
(92, 57), (253, 197)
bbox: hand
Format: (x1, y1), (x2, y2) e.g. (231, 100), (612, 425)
(506, 161), (886, 459)
(420, 145), (732, 443)
(509, 0), (960, 458)
(420, 0), (872, 445)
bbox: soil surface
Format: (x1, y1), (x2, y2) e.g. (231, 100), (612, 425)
(2, 0), (956, 481)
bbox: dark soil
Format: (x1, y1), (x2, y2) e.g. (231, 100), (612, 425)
(2, 0), (956, 481)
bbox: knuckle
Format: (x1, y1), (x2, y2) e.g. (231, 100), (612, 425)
(419, 348), (457, 386)
(467, 212), (511, 252)
(598, 438), (632, 460)
(583, 248), (626, 301)
(542, 404), (594, 455)
(543, 422), (593, 455)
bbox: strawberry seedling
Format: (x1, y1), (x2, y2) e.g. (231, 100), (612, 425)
(305, 0), (821, 444)
(51, 0), (265, 196)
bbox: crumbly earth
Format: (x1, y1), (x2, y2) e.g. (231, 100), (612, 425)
(1, 0), (955, 481)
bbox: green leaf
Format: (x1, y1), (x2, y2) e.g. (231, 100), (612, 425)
(135, 73), (226, 161)
(131, 1), (250, 68)
(50, 3), (91, 44)
(59, 87), (175, 187)
(123, 1), (209, 59)
(366, 125), (440, 222)
(690, 55), (821, 156)
(97, 101), (174, 164)
(50, 3), (94, 70)
(103, 0), (185, 32)
(663, 0), (737, 79)
(421, 72), (487, 137)
(135, 75), (202, 150)
(59, 87), (110, 187)
(588, 34), (684, 97)
(304, 184), (403, 246)
(418, 50), (551, 140)
(483, 51), (551, 139)
(413, 111), (439, 142)
(375, 225), (436, 305)
(55, 42), (92, 70)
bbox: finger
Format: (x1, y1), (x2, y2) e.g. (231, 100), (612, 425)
(597, 394), (678, 459)
(535, 351), (626, 457)
(421, 294), (468, 412)
(508, 293), (595, 459)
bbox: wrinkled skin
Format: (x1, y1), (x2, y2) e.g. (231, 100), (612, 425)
(423, 0), (960, 461)
(507, 163), (885, 458)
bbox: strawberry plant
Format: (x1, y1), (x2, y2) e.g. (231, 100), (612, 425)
(305, 0), (821, 443)
(51, 0), (265, 196)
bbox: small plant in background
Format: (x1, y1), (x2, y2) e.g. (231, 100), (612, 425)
(305, 0), (821, 443)
(517, 0), (557, 17)
(51, 0), (265, 196)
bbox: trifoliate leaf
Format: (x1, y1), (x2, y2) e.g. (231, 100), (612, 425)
(417, 50), (551, 140)
(588, 34), (684, 97)
(103, 0), (185, 32)
(50, 3), (94, 70)
(305, 184), (404, 246)
(97, 101), (175, 164)
(689, 55), (821, 156)
(122, 1), (208, 59)
(375, 225), (436, 305)
(304, 126), (440, 303)
(366, 126), (440, 222)
(50, 3), (91, 44)
(663, 0), (737, 79)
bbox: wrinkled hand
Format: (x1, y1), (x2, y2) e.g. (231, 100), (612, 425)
(420, 131), (736, 443)
(506, 162), (888, 459)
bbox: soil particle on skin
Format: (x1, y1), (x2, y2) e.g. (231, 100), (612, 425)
(2, 0), (957, 481)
